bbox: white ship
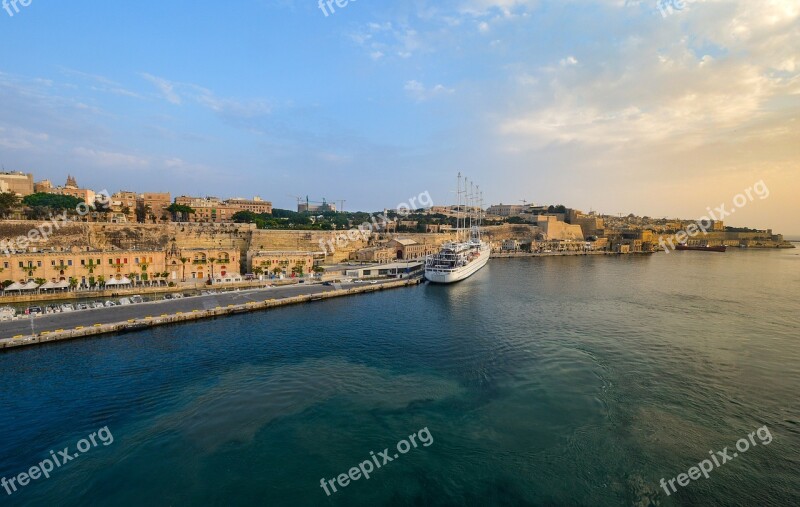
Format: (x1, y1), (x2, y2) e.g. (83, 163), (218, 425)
(425, 174), (490, 284)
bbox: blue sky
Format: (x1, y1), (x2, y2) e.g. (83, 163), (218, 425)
(1, 0), (798, 234)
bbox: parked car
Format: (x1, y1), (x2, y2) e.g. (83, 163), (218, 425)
(26, 306), (43, 315)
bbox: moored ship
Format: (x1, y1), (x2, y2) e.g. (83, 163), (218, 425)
(676, 244), (727, 252)
(425, 174), (490, 284)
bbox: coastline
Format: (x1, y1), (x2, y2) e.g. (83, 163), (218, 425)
(0, 278), (422, 351)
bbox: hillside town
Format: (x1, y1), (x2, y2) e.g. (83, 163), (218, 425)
(0, 170), (792, 305)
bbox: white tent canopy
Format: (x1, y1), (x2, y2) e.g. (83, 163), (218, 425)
(105, 277), (132, 286)
(21, 281), (40, 291)
(4, 282), (25, 291)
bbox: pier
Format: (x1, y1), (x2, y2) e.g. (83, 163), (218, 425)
(0, 278), (421, 351)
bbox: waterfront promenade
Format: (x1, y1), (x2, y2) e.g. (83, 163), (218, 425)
(0, 279), (419, 349)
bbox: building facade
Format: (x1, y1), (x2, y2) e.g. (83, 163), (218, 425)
(247, 250), (315, 277)
(0, 172), (34, 196)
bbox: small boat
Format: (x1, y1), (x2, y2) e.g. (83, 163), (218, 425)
(104, 300), (117, 307)
(676, 244), (727, 252)
(60, 304), (75, 312)
(118, 298), (132, 305)
(76, 303), (90, 310)
(130, 295), (144, 304)
(92, 301), (105, 309)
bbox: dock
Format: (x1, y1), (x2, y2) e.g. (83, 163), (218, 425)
(0, 278), (421, 351)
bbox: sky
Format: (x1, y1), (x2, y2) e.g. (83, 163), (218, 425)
(0, 0), (798, 234)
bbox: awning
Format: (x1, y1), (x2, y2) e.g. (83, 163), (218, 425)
(21, 281), (40, 291)
(4, 282), (25, 291)
(39, 281), (59, 290)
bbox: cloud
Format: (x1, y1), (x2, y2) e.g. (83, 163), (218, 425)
(141, 73), (182, 105)
(404, 80), (456, 101)
(73, 147), (149, 168)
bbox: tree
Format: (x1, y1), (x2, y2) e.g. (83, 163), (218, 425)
(232, 210), (257, 223)
(166, 204), (195, 222)
(180, 257), (189, 282)
(22, 193), (84, 211)
(0, 192), (20, 218)
(208, 257), (217, 281)
(69, 277), (79, 290)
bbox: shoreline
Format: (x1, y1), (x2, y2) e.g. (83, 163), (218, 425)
(0, 278), (422, 351)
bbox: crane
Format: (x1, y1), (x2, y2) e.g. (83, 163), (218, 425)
(328, 199), (347, 213)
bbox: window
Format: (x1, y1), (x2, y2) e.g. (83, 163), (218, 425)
(81, 259), (85, 266)
(124, 258), (128, 264)
(2, 262), (7, 269)
(68, 260), (73, 266)
(51, 260), (56, 266)
(37, 261), (42, 267)
(18, 262), (23, 268)
(135, 257), (139, 264)
(109, 259), (113, 265)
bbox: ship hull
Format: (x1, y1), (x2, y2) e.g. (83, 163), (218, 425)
(425, 246), (490, 284)
(676, 245), (727, 252)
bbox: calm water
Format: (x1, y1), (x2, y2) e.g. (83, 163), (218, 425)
(1, 249), (798, 506)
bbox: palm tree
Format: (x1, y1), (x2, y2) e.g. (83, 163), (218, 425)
(208, 257), (217, 281)
(272, 267), (283, 277)
(97, 275), (106, 289)
(84, 259), (98, 274)
(69, 277), (79, 291)
(180, 257), (188, 282)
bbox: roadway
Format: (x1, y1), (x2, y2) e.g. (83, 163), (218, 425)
(0, 281), (385, 339)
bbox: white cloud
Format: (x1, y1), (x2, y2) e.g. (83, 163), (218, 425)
(404, 80), (456, 101)
(73, 147), (149, 168)
(141, 73), (182, 105)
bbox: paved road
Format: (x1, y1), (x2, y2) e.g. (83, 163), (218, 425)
(0, 281), (385, 339)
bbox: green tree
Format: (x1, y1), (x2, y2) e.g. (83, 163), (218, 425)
(232, 210), (257, 223)
(180, 257), (188, 282)
(22, 193), (84, 210)
(208, 257), (217, 280)
(0, 192), (20, 218)
(166, 204), (195, 222)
